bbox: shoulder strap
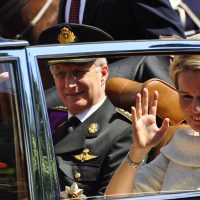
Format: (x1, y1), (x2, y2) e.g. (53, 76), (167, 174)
(50, 106), (68, 112)
(116, 107), (132, 122)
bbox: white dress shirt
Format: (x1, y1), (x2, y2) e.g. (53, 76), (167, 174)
(68, 96), (107, 122)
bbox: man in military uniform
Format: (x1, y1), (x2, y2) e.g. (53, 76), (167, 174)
(39, 23), (132, 197)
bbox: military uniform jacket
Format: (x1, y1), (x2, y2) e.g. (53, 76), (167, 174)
(50, 98), (132, 197)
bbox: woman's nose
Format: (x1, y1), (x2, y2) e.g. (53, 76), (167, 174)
(191, 98), (200, 113)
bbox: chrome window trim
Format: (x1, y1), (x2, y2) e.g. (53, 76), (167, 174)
(28, 40), (200, 59)
(0, 40), (29, 48)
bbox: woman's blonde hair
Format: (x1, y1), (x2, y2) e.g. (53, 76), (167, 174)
(170, 54), (200, 89)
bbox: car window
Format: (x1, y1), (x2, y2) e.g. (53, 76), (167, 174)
(0, 62), (29, 199)
(30, 40), (200, 200)
(38, 55), (177, 196)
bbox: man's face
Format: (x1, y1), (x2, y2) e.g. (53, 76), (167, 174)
(52, 61), (108, 115)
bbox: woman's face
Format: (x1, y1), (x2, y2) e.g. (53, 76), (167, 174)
(178, 70), (200, 132)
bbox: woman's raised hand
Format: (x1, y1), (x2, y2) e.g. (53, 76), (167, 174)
(131, 88), (169, 155)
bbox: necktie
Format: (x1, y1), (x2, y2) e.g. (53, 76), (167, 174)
(69, 0), (80, 23)
(68, 116), (81, 132)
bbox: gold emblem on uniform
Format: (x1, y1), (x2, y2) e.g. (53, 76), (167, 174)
(57, 27), (76, 44)
(88, 123), (99, 134)
(74, 172), (81, 179)
(73, 148), (98, 162)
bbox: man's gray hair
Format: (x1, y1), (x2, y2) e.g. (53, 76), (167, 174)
(50, 57), (107, 74)
(94, 58), (107, 67)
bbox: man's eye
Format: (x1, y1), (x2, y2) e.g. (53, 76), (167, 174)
(55, 72), (66, 79)
(72, 70), (86, 77)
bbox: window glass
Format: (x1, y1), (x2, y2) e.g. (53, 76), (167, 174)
(38, 53), (200, 200)
(0, 62), (29, 199)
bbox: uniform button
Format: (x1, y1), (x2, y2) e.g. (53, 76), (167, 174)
(74, 172), (81, 179)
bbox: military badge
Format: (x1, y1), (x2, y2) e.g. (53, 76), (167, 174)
(60, 183), (87, 200)
(57, 27), (76, 44)
(88, 123), (99, 134)
(73, 148), (98, 162)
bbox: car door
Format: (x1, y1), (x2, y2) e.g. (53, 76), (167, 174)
(0, 40), (59, 200)
(25, 39), (200, 200)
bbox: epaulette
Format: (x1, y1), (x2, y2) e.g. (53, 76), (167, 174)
(50, 106), (68, 112)
(116, 107), (132, 122)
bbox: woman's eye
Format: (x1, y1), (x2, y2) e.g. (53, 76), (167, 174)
(182, 95), (192, 100)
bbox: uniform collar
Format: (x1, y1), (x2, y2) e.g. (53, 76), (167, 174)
(54, 98), (115, 154)
(68, 96), (106, 122)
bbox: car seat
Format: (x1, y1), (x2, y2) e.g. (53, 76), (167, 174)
(105, 77), (189, 161)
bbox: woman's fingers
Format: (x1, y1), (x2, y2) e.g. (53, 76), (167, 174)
(136, 88), (149, 118)
(131, 106), (137, 127)
(149, 90), (158, 116)
(159, 118), (170, 134)
(135, 88), (159, 120)
(136, 93), (142, 118)
(142, 88), (149, 115)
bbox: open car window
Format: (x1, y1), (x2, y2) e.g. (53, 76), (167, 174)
(29, 39), (200, 200)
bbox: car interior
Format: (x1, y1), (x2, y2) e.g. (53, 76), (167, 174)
(40, 55), (189, 164)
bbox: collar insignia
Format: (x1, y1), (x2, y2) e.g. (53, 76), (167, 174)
(88, 123), (99, 134)
(73, 148), (98, 162)
(57, 27), (76, 44)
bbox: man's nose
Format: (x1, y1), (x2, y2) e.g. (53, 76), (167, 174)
(65, 73), (77, 87)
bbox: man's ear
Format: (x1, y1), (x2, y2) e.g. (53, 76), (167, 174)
(101, 64), (109, 80)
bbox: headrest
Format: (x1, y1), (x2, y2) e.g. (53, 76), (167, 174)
(106, 77), (185, 125)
